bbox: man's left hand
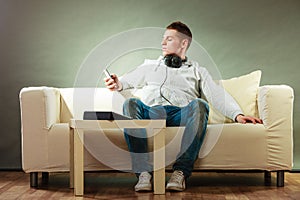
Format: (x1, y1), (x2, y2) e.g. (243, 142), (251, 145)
(235, 114), (263, 124)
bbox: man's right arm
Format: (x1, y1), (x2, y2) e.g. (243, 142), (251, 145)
(105, 63), (150, 92)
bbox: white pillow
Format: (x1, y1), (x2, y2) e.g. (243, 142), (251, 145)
(208, 70), (262, 124)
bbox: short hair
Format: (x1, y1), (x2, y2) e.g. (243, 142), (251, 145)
(166, 21), (192, 48)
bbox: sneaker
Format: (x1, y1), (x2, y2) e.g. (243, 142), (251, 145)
(166, 170), (186, 191)
(134, 172), (152, 192)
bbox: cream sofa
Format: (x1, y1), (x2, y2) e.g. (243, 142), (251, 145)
(19, 70), (294, 188)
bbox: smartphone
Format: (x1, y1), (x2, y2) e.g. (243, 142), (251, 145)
(103, 69), (112, 78)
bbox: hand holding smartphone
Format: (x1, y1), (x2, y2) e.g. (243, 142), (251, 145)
(103, 68), (121, 90)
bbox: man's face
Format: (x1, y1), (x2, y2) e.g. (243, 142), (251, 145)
(161, 29), (186, 57)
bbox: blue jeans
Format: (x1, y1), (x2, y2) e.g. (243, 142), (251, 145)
(123, 98), (209, 178)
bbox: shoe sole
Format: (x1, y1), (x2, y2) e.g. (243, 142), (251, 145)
(166, 186), (185, 191)
(135, 188), (152, 192)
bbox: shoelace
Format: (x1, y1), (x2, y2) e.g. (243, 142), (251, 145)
(169, 171), (184, 183)
(138, 172), (151, 184)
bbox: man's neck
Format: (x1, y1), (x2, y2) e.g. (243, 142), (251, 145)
(178, 52), (186, 60)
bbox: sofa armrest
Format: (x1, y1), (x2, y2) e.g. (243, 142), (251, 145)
(258, 85), (294, 130)
(258, 85), (294, 169)
(19, 86), (60, 130)
(19, 87), (65, 172)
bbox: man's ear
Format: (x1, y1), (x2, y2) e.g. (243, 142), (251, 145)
(181, 39), (189, 50)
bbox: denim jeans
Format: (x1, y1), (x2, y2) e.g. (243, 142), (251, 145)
(123, 98), (209, 178)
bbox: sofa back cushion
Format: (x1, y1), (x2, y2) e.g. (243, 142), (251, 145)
(59, 88), (127, 120)
(59, 70), (261, 124)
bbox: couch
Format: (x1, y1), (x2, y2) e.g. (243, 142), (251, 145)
(19, 70), (294, 188)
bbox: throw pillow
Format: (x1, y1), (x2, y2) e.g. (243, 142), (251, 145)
(208, 70), (262, 123)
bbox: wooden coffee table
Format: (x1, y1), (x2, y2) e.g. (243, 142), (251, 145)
(69, 119), (166, 196)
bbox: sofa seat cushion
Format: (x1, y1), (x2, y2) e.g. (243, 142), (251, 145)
(80, 123), (267, 171)
(195, 123), (269, 170)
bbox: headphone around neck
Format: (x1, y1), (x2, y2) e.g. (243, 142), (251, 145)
(164, 54), (187, 68)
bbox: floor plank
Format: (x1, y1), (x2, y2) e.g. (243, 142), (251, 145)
(0, 171), (299, 199)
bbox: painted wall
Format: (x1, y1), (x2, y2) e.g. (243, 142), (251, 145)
(0, 0), (299, 169)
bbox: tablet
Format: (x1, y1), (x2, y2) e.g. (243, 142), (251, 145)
(83, 111), (132, 120)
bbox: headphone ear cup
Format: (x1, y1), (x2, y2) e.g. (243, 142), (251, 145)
(164, 54), (182, 68)
(164, 55), (173, 67)
(171, 56), (182, 68)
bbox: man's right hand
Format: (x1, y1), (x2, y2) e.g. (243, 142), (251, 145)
(104, 74), (123, 91)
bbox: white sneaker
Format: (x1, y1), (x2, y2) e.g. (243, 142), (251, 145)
(166, 170), (186, 191)
(134, 172), (152, 192)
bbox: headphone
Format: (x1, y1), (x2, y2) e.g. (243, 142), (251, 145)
(164, 54), (187, 68)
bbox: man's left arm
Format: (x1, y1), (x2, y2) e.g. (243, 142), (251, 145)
(198, 67), (263, 124)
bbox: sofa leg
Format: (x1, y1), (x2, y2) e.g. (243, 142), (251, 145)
(277, 171), (285, 187)
(30, 172), (38, 188)
(42, 172), (49, 185)
(264, 171), (272, 186)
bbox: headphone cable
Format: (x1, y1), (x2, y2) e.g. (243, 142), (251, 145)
(159, 66), (173, 105)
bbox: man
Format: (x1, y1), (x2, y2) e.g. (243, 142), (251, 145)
(104, 21), (262, 192)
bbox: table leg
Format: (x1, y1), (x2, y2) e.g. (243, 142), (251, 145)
(74, 129), (84, 196)
(153, 128), (165, 194)
(70, 129), (74, 189)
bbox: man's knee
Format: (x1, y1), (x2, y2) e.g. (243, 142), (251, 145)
(190, 98), (209, 114)
(123, 98), (142, 116)
(124, 98), (140, 108)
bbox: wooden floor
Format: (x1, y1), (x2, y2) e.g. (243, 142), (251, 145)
(0, 171), (300, 200)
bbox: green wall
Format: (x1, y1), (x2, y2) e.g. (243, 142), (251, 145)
(0, 0), (299, 170)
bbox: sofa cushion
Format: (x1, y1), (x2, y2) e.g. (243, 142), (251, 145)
(59, 71), (261, 124)
(208, 70), (262, 123)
